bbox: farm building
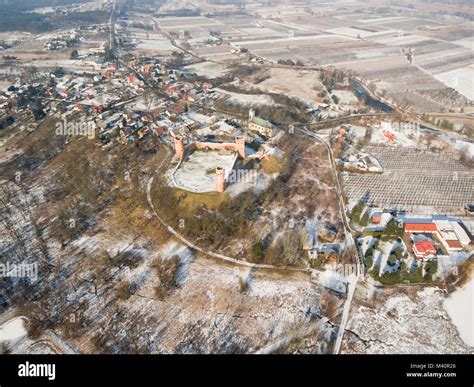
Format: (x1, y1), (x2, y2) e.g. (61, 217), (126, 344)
(402, 217), (473, 255)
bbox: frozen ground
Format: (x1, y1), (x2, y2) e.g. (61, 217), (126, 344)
(343, 283), (473, 354)
(0, 317), (27, 341)
(122, 242), (337, 353)
(216, 88), (278, 107)
(443, 276), (474, 347)
(331, 89), (359, 105)
(435, 66), (474, 101)
(225, 171), (273, 199)
(249, 68), (326, 107)
(125, 93), (165, 111)
(136, 39), (176, 53)
(184, 61), (229, 79)
(173, 150), (237, 193)
(64, 236), (340, 354)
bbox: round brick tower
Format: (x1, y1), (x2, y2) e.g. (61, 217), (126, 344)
(215, 167), (226, 193)
(174, 136), (185, 159)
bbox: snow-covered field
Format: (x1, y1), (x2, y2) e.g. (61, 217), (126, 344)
(185, 61), (229, 79)
(136, 39), (176, 52)
(173, 150), (237, 193)
(435, 67), (474, 101)
(64, 236), (342, 354)
(331, 89), (359, 105)
(216, 88), (278, 107)
(250, 68), (325, 107)
(443, 277), (474, 347)
(343, 284), (473, 354)
(0, 317), (27, 341)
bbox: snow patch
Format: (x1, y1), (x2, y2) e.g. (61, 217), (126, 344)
(0, 317), (27, 341)
(444, 277), (474, 347)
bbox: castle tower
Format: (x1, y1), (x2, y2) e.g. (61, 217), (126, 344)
(249, 108), (255, 121)
(235, 137), (246, 159)
(215, 167), (226, 193)
(174, 136), (185, 159)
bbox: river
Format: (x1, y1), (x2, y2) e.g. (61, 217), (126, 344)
(353, 80), (394, 113)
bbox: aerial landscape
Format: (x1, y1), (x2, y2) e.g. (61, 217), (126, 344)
(0, 0), (472, 371)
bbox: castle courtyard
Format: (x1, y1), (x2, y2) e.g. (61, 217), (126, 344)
(173, 150), (237, 193)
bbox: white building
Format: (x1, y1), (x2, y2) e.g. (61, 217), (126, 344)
(248, 109), (275, 137)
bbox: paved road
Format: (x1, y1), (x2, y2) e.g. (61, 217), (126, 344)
(299, 126), (361, 354)
(333, 274), (358, 354)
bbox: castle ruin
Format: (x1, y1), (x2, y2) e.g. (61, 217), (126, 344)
(172, 136), (247, 193)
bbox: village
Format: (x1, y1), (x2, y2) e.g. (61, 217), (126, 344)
(0, 0), (473, 360)
(1, 25), (473, 289)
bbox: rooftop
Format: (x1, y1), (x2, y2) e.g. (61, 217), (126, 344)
(250, 116), (274, 129)
(405, 223), (438, 232)
(413, 240), (436, 254)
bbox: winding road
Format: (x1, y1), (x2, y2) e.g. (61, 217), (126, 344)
(298, 126), (361, 354)
(146, 175), (308, 274)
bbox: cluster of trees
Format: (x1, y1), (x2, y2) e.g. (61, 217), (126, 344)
(365, 229), (437, 284)
(0, 10), (51, 33)
(378, 260), (435, 285)
(263, 229), (304, 266)
(364, 245), (375, 269)
(319, 69), (349, 93)
(380, 219), (403, 241)
(214, 93), (309, 125)
(152, 148), (307, 267)
(91, 306), (150, 353)
(103, 45), (116, 62)
(438, 119), (454, 130)
(169, 51), (185, 66)
(366, 242), (436, 284)
(226, 65), (261, 80)
(459, 144), (474, 168)
(387, 246), (405, 266)
(152, 255), (181, 300)
(251, 241), (265, 260)
(277, 59), (304, 66)
(46, 136), (149, 245)
(0, 115), (14, 130)
(349, 201), (368, 225)
(251, 227), (304, 266)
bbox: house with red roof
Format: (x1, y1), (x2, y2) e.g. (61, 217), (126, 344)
(127, 74), (138, 84)
(371, 212), (382, 224)
(413, 240), (436, 259)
